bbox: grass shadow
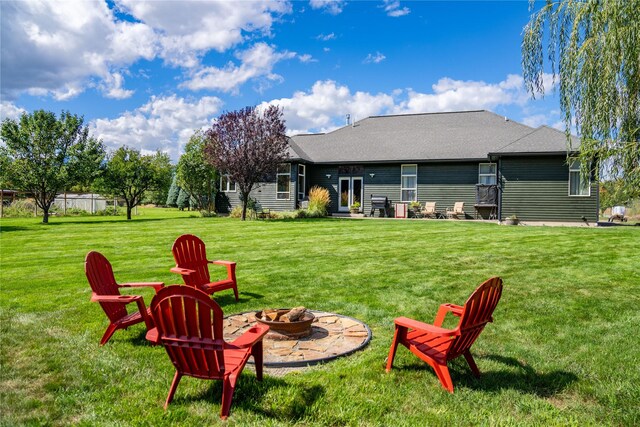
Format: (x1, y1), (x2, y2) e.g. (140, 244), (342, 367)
(396, 354), (577, 397)
(172, 373), (325, 421)
(215, 291), (264, 307)
(44, 217), (168, 226)
(0, 225), (28, 232)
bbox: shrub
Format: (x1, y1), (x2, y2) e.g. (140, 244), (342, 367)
(2, 199), (37, 217)
(200, 210), (217, 218)
(96, 206), (125, 216)
(308, 186), (330, 217)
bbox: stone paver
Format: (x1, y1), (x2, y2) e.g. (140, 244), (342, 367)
(224, 310), (371, 368)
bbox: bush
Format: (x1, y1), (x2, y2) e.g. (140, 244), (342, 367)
(200, 210), (217, 218)
(1, 199), (37, 217)
(229, 206), (251, 218)
(308, 186), (330, 217)
(63, 207), (90, 216)
(96, 206), (125, 216)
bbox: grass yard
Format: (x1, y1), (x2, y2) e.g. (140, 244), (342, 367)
(1, 209), (639, 426)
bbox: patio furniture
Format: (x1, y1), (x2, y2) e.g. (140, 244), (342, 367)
(85, 251), (164, 345)
(422, 202), (437, 218)
(171, 234), (239, 301)
(474, 184), (498, 219)
(386, 276), (503, 392)
(370, 195), (391, 217)
(446, 202), (465, 219)
(254, 201), (270, 219)
(146, 285), (269, 419)
(394, 203), (408, 219)
(608, 206), (628, 222)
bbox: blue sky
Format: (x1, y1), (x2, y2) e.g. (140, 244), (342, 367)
(1, 0), (561, 160)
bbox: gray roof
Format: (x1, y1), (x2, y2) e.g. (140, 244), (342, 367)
(290, 110), (574, 163)
(490, 125), (577, 155)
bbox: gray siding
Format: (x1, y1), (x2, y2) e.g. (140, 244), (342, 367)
(309, 163), (478, 217)
(219, 164), (297, 213)
(500, 156), (598, 221)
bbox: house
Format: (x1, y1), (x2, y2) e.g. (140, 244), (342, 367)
(219, 110), (598, 222)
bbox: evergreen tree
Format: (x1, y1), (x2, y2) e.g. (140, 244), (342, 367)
(166, 174), (180, 207)
(176, 188), (190, 210)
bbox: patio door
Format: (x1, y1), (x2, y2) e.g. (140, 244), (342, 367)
(338, 177), (363, 212)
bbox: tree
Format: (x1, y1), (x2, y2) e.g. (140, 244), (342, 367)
(176, 188), (191, 210)
(166, 173), (181, 207)
(177, 130), (218, 212)
(1, 110), (105, 223)
(204, 106), (289, 220)
(98, 147), (172, 220)
(522, 0), (640, 199)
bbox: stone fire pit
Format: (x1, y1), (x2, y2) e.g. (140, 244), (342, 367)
(255, 307), (315, 339)
(224, 310), (371, 368)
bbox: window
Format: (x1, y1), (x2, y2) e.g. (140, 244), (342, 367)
(401, 164), (417, 202)
(569, 160), (590, 196)
(478, 163), (497, 185)
(277, 164), (291, 200)
(220, 175), (236, 192)
(298, 164), (306, 200)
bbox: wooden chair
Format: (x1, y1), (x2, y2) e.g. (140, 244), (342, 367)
(146, 285), (269, 419)
(171, 234), (239, 301)
(386, 277), (503, 392)
(254, 201), (271, 219)
(422, 202), (437, 218)
(85, 251), (164, 345)
(446, 202), (465, 219)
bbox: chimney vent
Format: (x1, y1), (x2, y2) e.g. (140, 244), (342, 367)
(345, 114), (351, 126)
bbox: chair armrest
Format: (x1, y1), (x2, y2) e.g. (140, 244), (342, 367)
(170, 267), (195, 276)
(434, 303), (464, 327)
(119, 282), (165, 292)
(394, 317), (459, 337)
(211, 260), (235, 267)
(91, 293), (141, 303)
(146, 327), (159, 344)
(227, 325), (270, 349)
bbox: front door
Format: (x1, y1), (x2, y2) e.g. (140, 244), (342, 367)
(338, 177), (363, 212)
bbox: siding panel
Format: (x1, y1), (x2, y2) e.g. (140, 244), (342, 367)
(500, 156), (598, 221)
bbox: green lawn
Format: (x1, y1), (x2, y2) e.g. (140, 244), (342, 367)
(1, 209), (639, 426)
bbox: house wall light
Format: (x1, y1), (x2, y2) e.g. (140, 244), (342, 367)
(369, 173), (375, 178)
(326, 174), (332, 179)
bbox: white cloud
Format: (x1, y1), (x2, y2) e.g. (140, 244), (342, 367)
(396, 74), (529, 113)
(0, 0), (291, 100)
(364, 52), (386, 64)
(258, 80), (395, 135)
(309, 0), (345, 15)
(316, 32), (336, 41)
(382, 0), (410, 17)
(181, 43), (296, 93)
(0, 102), (26, 122)
(298, 54), (317, 63)
(90, 95), (223, 160)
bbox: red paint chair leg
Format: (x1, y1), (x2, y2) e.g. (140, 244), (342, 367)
(220, 376), (237, 420)
(233, 285), (239, 301)
(463, 350), (481, 377)
(100, 323), (119, 346)
(164, 371), (182, 409)
(252, 342), (264, 381)
(386, 326), (404, 372)
(433, 363), (454, 393)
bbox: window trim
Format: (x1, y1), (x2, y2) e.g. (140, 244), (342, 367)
(568, 160), (590, 197)
(478, 162), (497, 185)
(401, 164), (418, 202)
(220, 174), (236, 192)
(277, 163), (291, 200)
(298, 164), (306, 200)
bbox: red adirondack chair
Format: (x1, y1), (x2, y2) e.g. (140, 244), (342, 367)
(386, 276), (503, 392)
(146, 285), (269, 419)
(170, 234), (239, 300)
(85, 251), (164, 345)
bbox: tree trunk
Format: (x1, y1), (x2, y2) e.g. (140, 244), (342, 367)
(126, 201), (132, 220)
(42, 206), (49, 224)
(241, 191), (249, 221)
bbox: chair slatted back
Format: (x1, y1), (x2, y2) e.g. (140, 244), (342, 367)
(85, 251), (128, 322)
(151, 286), (226, 379)
(424, 202), (436, 214)
(454, 202), (464, 213)
(449, 277), (503, 359)
(172, 234), (211, 290)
